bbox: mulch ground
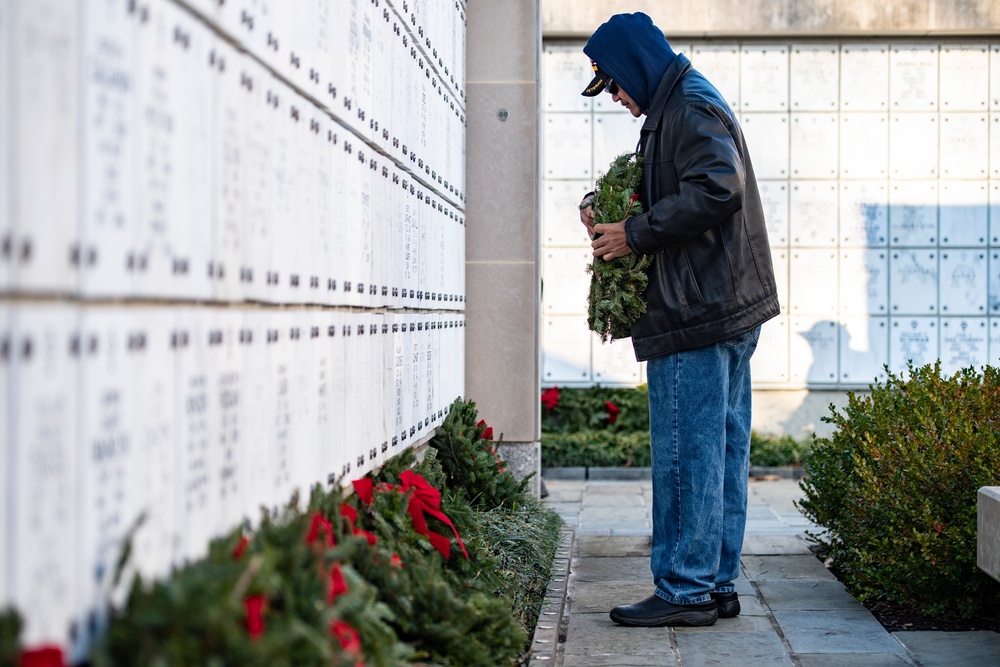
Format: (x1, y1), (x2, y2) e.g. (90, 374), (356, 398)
(807, 545), (1000, 633)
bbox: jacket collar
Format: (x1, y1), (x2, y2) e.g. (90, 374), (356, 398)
(641, 53), (693, 133)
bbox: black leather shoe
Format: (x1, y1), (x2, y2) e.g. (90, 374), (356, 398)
(711, 591), (740, 618)
(610, 594), (718, 627)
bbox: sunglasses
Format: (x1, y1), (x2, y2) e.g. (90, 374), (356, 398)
(606, 79), (620, 96)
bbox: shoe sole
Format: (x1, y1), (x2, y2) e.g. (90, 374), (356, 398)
(609, 608), (718, 627)
(716, 602), (740, 618)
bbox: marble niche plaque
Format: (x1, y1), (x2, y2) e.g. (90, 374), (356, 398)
(790, 46), (839, 111)
(759, 181), (789, 246)
(991, 319), (1000, 364)
(938, 250), (988, 316)
(741, 113), (788, 179)
(543, 248), (592, 316)
(593, 113), (643, 175)
(771, 249), (789, 314)
(741, 46), (789, 112)
(939, 318), (988, 375)
(544, 180), (593, 248)
(889, 181), (938, 247)
(839, 114), (888, 179)
(0, 2), (10, 289)
(691, 45), (741, 110)
(11, 306), (79, 650)
(543, 315), (591, 384)
(593, 337), (642, 384)
(840, 45), (889, 111)
(544, 114), (591, 180)
(543, 44), (594, 112)
(839, 182), (887, 247)
(0, 308), (8, 606)
(939, 181), (988, 246)
(790, 113), (838, 179)
(889, 114), (938, 179)
(80, 0), (137, 298)
(790, 317), (839, 385)
(940, 114), (989, 179)
(789, 249), (838, 315)
(939, 45), (989, 111)
(889, 250), (938, 315)
(839, 249), (889, 315)
(889, 45), (938, 111)
(790, 182), (838, 247)
(129, 308), (177, 582)
(13, 0), (80, 293)
(751, 316), (789, 384)
(889, 317), (938, 376)
(839, 317), (890, 385)
(993, 251), (1000, 315)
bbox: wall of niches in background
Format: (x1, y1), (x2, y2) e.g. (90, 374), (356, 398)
(541, 40), (1000, 390)
(0, 0), (466, 657)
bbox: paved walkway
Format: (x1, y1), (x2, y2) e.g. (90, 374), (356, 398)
(538, 477), (1000, 667)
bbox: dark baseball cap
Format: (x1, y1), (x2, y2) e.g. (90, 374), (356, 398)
(581, 60), (613, 97)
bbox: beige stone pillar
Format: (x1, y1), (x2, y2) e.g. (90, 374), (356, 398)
(465, 1), (542, 495)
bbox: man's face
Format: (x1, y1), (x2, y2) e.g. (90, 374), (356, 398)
(611, 86), (643, 117)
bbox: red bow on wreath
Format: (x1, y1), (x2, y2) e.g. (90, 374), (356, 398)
(351, 472), (468, 560)
(399, 470), (469, 560)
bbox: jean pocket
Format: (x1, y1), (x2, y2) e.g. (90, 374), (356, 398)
(722, 326), (760, 348)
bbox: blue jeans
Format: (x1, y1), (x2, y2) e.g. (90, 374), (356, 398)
(646, 326), (760, 605)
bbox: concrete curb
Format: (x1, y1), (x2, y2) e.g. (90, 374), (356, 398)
(527, 526), (574, 666)
(543, 466), (806, 481)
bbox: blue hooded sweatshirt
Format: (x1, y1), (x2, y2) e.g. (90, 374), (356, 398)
(583, 13), (676, 113)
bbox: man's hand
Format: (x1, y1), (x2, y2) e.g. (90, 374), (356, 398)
(579, 194), (596, 239)
(592, 219), (633, 261)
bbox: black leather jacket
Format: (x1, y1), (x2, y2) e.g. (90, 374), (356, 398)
(624, 54), (779, 360)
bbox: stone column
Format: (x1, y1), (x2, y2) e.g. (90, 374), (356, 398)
(465, 1), (542, 496)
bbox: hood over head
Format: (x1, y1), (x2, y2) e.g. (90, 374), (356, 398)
(582, 12), (676, 112)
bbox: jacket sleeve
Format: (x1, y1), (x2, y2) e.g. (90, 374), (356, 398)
(626, 101), (745, 255)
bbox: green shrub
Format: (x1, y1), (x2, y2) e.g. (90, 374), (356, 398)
(541, 431), (651, 468)
(541, 385), (649, 434)
(797, 362), (1000, 618)
(750, 431), (812, 467)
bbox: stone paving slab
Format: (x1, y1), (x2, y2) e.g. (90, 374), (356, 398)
(581, 493), (647, 508)
(742, 554), (838, 581)
(890, 630), (1000, 667)
(672, 615), (777, 633)
(577, 534), (651, 558)
(742, 534), (814, 556)
(572, 556), (651, 582)
(579, 506), (649, 522)
(571, 582), (651, 614)
(755, 579), (860, 611)
(673, 631), (793, 666)
(576, 522), (653, 536)
(562, 612), (676, 658)
(772, 610), (908, 655)
(796, 653), (915, 666)
(583, 481), (652, 495)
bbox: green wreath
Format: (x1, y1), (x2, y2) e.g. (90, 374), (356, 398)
(583, 152), (652, 343)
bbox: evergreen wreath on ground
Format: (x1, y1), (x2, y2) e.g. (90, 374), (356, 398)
(0, 398), (562, 667)
(584, 152), (652, 342)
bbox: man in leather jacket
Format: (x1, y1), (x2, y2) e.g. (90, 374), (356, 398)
(578, 12), (779, 627)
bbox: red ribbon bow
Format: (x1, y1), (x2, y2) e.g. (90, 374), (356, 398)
(328, 563), (349, 603)
(19, 646), (65, 667)
(306, 512), (336, 548)
(330, 621), (366, 667)
(245, 595), (266, 639)
(398, 470), (468, 560)
(541, 387), (560, 411)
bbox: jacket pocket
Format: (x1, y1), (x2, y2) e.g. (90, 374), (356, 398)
(665, 246), (704, 309)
